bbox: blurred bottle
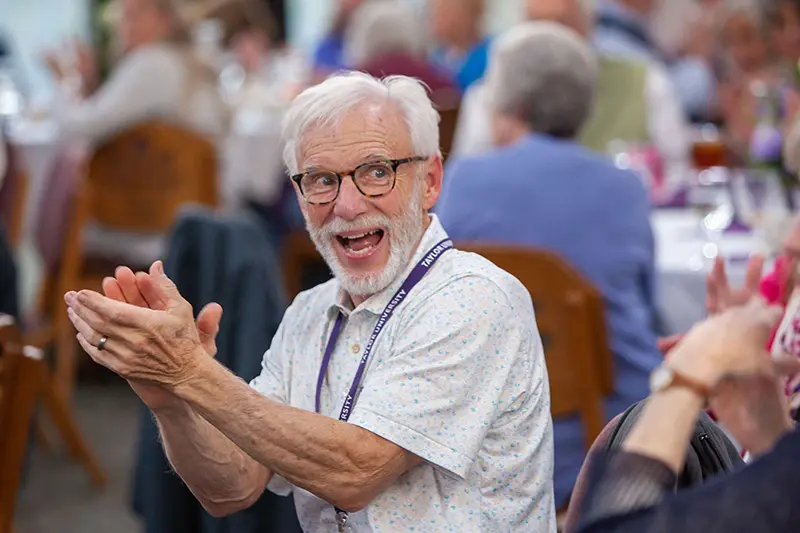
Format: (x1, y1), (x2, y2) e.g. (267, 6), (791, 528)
(749, 80), (784, 170)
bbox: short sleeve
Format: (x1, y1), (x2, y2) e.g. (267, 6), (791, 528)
(347, 274), (541, 479)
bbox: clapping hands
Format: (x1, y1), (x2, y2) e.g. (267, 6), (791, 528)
(64, 261), (223, 411)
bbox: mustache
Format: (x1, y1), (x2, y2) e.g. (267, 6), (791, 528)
(310, 214), (393, 239)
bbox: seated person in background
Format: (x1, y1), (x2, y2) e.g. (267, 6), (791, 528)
(214, 0), (309, 102)
(716, 0), (782, 155)
(44, 0), (228, 143)
(429, 0), (491, 93)
(594, 0), (716, 121)
(66, 71), (557, 532)
(311, 0), (367, 81)
(437, 21), (662, 509)
(210, 0), (307, 209)
(345, 1), (459, 109)
(767, 0), (800, 83)
(452, 0), (691, 193)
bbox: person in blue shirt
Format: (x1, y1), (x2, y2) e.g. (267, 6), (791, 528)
(311, 0), (367, 79)
(436, 21), (663, 509)
(429, 0), (491, 92)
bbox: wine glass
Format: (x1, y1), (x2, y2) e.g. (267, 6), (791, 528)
(687, 167), (734, 262)
(731, 168), (788, 255)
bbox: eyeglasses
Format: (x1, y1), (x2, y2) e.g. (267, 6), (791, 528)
(291, 156), (428, 205)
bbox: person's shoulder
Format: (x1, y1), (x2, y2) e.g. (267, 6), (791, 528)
(421, 250), (535, 321)
(282, 277), (339, 322)
(117, 42), (185, 75)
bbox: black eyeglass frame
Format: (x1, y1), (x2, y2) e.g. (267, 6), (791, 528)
(290, 156), (428, 205)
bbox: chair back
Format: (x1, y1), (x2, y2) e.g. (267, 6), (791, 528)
(0, 140), (27, 248)
(457, 244), (613, 448)
(85, 121), (217, 232)
(282, 230), (326, 300)
(0, 317), (40, 533)
(438, 105), (460, 162)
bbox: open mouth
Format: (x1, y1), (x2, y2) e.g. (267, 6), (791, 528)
(335, 229), (385, 257)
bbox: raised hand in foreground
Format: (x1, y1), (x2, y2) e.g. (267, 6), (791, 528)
(705, 254), (765, 316)
(670, 297), (799, 455)
(65, 261), (223, 411)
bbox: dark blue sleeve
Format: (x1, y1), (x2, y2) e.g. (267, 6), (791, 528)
(576, 429), (800, 533)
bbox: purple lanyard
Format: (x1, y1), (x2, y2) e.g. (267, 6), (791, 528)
(314, 238), (453, 419)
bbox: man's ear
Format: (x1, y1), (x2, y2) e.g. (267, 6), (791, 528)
(421, 155), (443, 211)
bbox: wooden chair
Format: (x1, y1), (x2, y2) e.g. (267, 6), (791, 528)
(438, 105), (461, 163)
(0, 140), (28, 249)
(458, 244), (613, 447)
(0, 316), (105, 533)
(282, 230), (326, 301)
(42, 122), (218, 401)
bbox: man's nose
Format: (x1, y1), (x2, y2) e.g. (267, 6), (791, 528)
(332, 176), (369, 220)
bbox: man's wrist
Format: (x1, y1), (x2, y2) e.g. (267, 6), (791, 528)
(168, 346), (219, 404)
(666, 345), (720, 391)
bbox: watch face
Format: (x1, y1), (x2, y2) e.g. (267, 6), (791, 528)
(650, 366), (674, 393)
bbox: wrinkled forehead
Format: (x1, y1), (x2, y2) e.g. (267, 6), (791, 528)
(296, 102), (413, 172)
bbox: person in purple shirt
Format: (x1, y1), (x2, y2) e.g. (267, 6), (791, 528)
(436, 21), (663, 509)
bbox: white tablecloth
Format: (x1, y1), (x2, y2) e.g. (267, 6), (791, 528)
(653, 210), (759, 334)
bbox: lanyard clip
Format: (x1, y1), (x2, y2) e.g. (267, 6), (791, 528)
(336, 510), (349, 532)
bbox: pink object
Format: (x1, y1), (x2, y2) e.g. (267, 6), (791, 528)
(760, 255), (792, 350)
(626, 144), (665, 198)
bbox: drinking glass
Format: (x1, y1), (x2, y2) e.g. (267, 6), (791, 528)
(687, 167), (734, 262)
(691, 124), (726, 169)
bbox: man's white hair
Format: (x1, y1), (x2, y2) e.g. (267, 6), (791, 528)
(344, 1), (426, 66)
(281, 71), (441, 175)
(486, 20), (597, 138)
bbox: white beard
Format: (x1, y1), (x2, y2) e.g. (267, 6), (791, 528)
(304, 186), (424, 299)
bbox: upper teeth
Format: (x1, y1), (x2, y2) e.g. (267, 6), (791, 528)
(344, 230), (379, 240)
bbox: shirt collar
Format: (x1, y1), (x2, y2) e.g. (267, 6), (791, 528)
(328, 214), (450, 317)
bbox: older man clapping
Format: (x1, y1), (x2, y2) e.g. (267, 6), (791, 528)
(64, 72), (557, 533)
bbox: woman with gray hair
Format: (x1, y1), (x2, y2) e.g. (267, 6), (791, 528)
(485, 20), (598, 143)
(345, 1), (457, 108)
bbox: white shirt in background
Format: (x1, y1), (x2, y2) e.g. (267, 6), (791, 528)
(53, 42), (228, 143)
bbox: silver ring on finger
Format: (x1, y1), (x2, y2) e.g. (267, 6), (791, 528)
(97, 336), (108, 351)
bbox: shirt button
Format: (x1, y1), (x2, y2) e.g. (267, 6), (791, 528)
(352, 344), (361, 354)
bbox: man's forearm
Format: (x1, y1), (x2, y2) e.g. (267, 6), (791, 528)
(622, 387), (705, 474)
(153, 399), (270, 516)
(172, 354), (417, 512)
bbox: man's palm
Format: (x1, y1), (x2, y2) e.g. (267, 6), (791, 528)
(101, 263), (222, 409)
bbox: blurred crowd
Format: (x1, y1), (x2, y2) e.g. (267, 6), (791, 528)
(5, 0), (800, 532)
